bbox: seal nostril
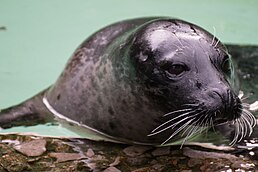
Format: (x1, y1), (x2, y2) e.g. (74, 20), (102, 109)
(206, 89), (228, 116)
(208, 89), (223, 100)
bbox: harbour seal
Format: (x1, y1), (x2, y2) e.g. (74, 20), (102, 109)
(0, 17), (256, 145)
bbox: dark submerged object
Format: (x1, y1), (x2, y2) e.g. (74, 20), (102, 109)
(0, 17), (256, 145)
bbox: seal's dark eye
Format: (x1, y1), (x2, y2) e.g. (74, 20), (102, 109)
(167, 64), (186, 76)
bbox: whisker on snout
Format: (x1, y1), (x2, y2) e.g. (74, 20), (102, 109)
(230, 105), (257, 145)
(148, 100), (257, 147)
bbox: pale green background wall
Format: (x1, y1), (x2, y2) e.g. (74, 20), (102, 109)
(1, 0), (258, 109)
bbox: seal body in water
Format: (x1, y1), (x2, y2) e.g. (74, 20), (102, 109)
(0, 17), (256, 145)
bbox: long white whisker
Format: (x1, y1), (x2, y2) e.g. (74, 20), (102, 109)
(182, 103), (199, 107)
(161, 118), (195, 145)
(191, 111), (208, 127)
(183, 118), (206, 137)
(241, 113), (253, 137)
(174, 33), (184, 48)
(151, 109), (207, 136)
(243, 119), (249, 138)
(230, 120), (239, 145)
(210, 116), (215, 131)
(204, 114), (211, 127)
(148, 112), (197, 136)
(214, 38), (220, 47)
(242, 103), (250, 108)
(163, 108), (192, 117)
(180, 124), (202, 148)
(181, 120), (198, 136)
(237, 118), (245, 142)
(150, 110), (196, 134)
(211, 26), (216, 46)
(242, 108), (257, 127)
(235, 120), (241, 144)
(227, 103), (257, 145)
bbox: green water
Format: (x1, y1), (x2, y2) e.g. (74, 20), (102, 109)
(0, 0), (258, 137)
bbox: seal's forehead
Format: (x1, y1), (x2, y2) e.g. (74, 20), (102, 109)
(148, 29), (202, 51)
(130, 19), (229, 63)
(140, 19), (227, 53)
(148, 29), (230, 63)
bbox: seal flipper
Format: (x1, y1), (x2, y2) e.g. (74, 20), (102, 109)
(0, 89), (53, 129)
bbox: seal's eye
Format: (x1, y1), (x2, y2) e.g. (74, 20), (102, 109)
(167, 64), (186, 76)
(160, 62), (187, 79)
(168, 65), (185, 75)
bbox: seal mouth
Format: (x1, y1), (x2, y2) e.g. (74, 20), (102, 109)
(148, 100), (256, 146)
